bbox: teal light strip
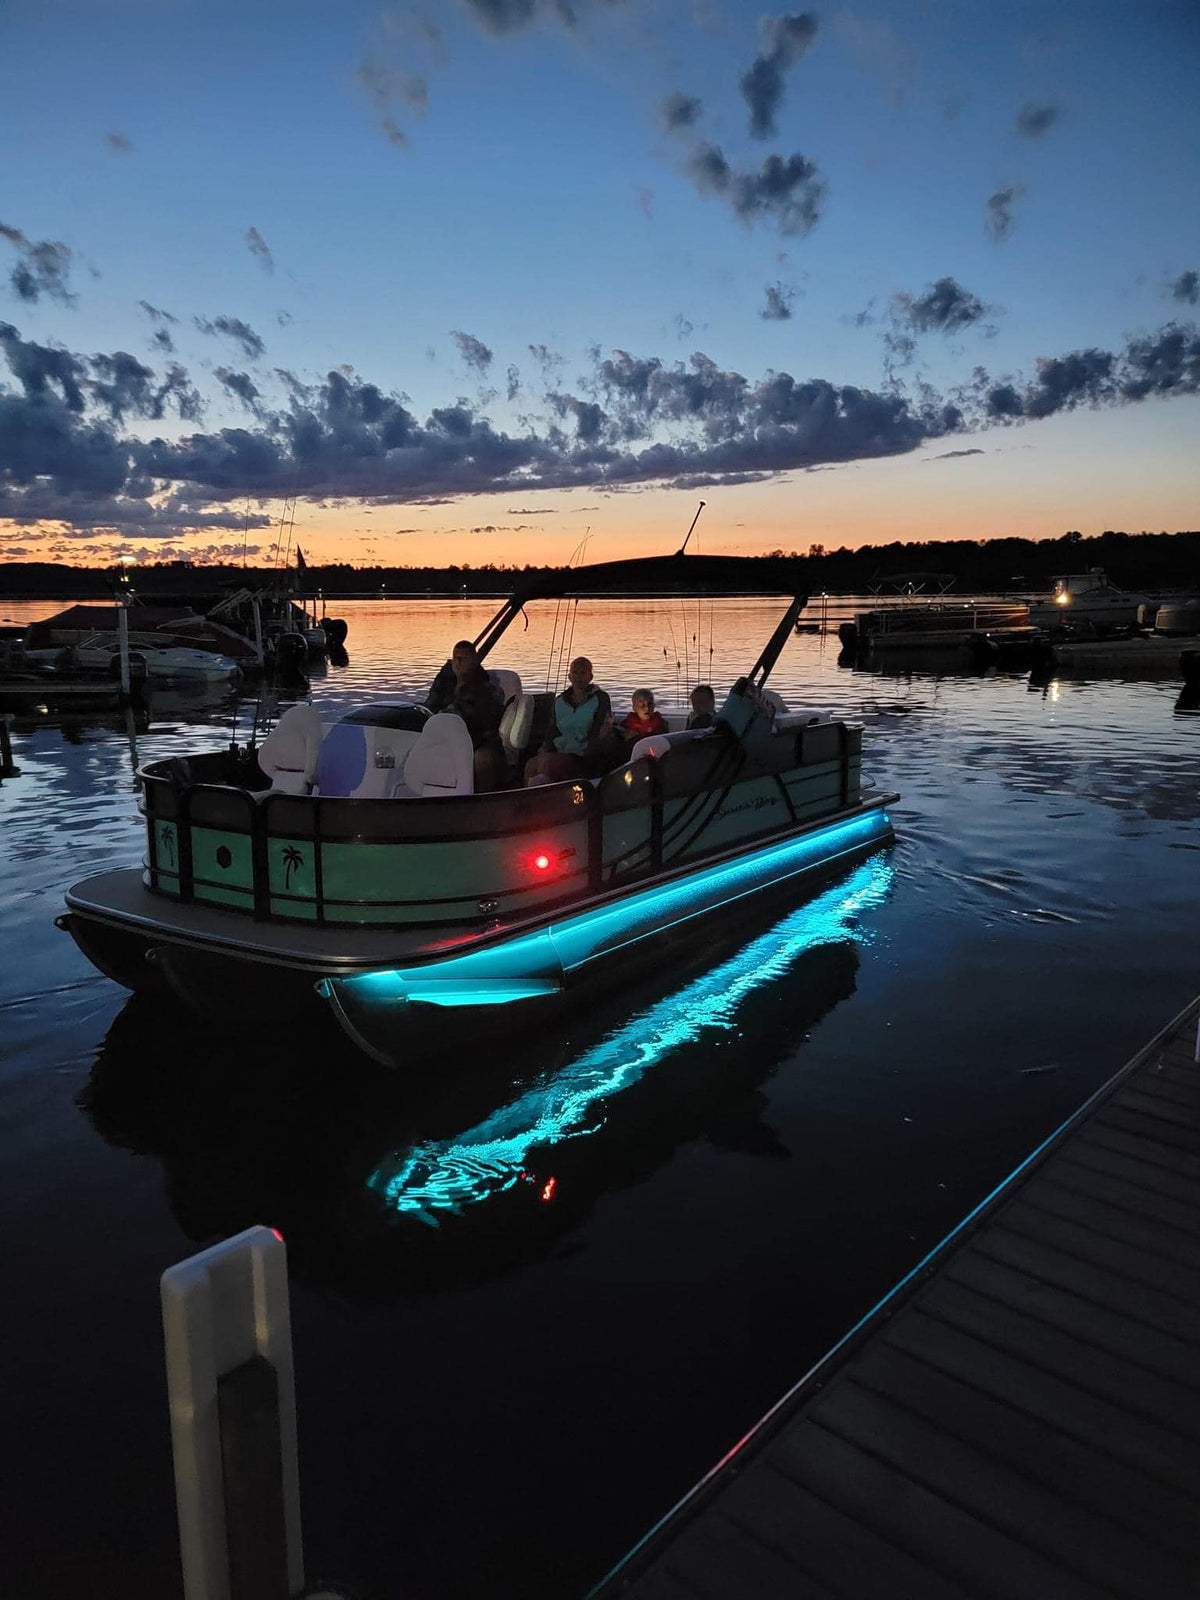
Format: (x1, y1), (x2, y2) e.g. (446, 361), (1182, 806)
(330, 807), (893, 1013)
(364, 852), (894, 1225)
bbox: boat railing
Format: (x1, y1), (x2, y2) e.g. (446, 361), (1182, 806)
(138, 717), (862, 929)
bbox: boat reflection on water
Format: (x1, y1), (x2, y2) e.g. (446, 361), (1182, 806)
(79, 853), (893, 1293)
(368, 856), (893, 1226)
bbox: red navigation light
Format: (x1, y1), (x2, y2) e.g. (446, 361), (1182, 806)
(532, 851), (552, 871)
(270, 1228), (285, 1242)
(541, 1176), (557, 1203)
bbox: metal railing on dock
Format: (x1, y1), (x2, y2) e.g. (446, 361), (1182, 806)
(591, 995), (1200, 1600)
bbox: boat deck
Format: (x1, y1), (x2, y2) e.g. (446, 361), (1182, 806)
(593, 997), (1200, 1599)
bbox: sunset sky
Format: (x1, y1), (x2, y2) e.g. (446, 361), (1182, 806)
(1, 0), (1197, 569)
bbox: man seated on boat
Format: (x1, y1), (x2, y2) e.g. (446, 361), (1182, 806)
(425, 639), (505, 791)
(617, 688), (669, 742)
(686, 683), (716, 729)
(523, 656), (617, 785)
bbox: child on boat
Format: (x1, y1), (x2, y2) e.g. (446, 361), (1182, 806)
(619, 689), (669, 741)
(686, 684), (716, 729)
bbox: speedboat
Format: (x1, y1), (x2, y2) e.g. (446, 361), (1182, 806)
(68, 634), (241, 684)
(59, 553), (898, 1066)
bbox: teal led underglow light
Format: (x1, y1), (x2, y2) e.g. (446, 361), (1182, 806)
(337, 807), (893, 1011)
(365, 852), (894, 1226)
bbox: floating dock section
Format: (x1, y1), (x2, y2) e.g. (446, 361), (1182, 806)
(593, 996), (1200, 1600)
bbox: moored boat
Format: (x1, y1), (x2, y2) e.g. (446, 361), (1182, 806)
(60, 553), (897, 1065)
(1028, 568), (1150, 630)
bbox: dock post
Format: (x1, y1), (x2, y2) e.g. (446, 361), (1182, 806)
(117, 599), (131, 697)
(161, 1226), (304, 1600)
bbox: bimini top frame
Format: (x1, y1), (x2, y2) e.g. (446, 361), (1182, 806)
(471, 550), (809, 692)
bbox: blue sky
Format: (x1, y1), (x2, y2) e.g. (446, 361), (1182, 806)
(1, 0), (1197, 566)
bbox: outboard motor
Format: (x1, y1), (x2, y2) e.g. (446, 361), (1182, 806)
(324, 617), (349, 649)
(272, 631), (309, 685)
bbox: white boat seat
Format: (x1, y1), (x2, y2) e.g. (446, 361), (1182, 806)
(315, 722), (424, 798)
(257, 703), (324, 794)
(402, 712), (475, 797)
(629, 733), (673, 763)
(499, 691), (535, 763)
(487, 668), (522, 706)
(760, 688), (787, 715)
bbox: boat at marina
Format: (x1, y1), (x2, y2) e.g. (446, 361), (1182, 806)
(839, 601), (1037, 659)
(1028, 568), (1150, 630)
(23, 632), (243, 685)
(59, 553), (897, 1066)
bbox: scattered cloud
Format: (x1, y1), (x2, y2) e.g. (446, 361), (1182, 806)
(462, 0), (614, 34)
(661, 92), (703, 132)
(105, 131), (134, 155)
(739, 13), (818, 140)
(928, 448), (984, 461)
(452, 330), (494, 374)
(1015, 102), (1060, 139)
(193, 315), (266, 361)
(245, 227), (274, 274)
(684, 143), (826, 236)
(671, 312), (695, 341)
(986, 184), (1025, 243)
(894, 276), (991, 334)
(761, 282), (795, 321)
(2, 317), (1197, 533)
(0, 220), (76, 305)
(138, 300), (178, 354)
(1170, 269), (1198, 305)
(215, 367), (263, 413)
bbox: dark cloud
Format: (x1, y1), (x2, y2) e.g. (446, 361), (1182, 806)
(452, 330), (494, 374)
(1015, 102), (1059, 138)
(895, 276), (990, 334)
(246, 227), (274, 274)
(1170, 270), (1199, 306)
(761, 283), (795, 321)
(684, 143), (825, 235)
(215, 368), (263, 413)
(0, 221), (76, 305)
(928, 448), (984, 461)
(193, 315), (266, 361)
(88, 351), (202, 423)
(105, 131), (134, 155)
(672, 312), (694, 341)
(739, 13), (818, 140)
(463, 0), (617, 33)
(506, 363), (521, 401)
(661, 92), (703, 132)
(3, 318), (1197, 532)
(985, 185), (1024, 243)
(139, 308), (178, 357)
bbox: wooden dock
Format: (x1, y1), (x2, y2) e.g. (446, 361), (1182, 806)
(593, 997), (1200, 1600)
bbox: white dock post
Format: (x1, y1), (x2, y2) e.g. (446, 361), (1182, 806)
(161, 1225), (304, 1600)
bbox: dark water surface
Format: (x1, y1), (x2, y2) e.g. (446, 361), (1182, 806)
(2, 597), (1197, 1599)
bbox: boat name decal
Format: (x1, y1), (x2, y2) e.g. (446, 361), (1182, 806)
(713, 795), (779, 821)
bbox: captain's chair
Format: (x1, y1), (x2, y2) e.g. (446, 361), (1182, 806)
(402, 712), (475, 797)
(256, 703), (324, 794)
(489, 669), (535, 776)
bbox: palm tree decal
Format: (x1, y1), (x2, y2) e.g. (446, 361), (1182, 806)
(282, 845), (304, 888)
(160, 824), (176, 867)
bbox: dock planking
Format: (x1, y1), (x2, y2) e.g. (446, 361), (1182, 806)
(592, 997), (1200, 1599)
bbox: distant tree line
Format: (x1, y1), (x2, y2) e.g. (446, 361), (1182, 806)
(2, 529), (1199, 600)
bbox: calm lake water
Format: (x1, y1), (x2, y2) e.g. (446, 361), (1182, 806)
(1, 595), (1197, 1599)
